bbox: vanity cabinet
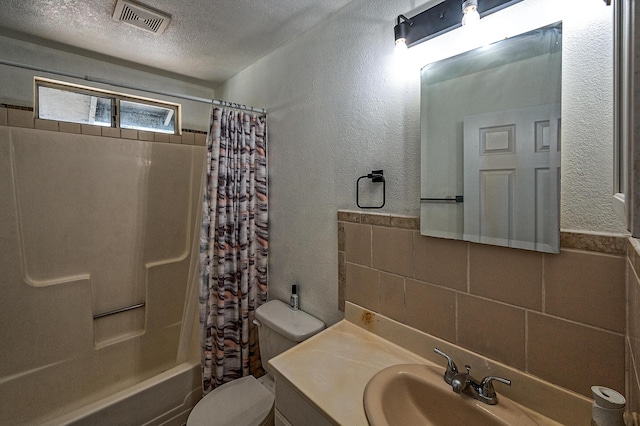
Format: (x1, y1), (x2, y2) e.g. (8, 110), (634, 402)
(273, 374), (333, 426)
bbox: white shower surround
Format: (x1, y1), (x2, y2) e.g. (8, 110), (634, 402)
(217, 0), (624, 326)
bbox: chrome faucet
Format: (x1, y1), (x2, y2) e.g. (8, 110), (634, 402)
(433, 347), (458, 384)
(434, 348), (511, 405)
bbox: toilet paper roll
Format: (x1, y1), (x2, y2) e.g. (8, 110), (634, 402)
(591, 386), (625, 426)
(592, 386), (626, 410)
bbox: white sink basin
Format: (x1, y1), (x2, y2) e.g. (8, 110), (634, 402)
(364, 364), (558, 426)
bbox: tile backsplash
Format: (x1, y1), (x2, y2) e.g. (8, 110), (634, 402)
(627, 239), (640, 416)
(338, 210), (628, 399)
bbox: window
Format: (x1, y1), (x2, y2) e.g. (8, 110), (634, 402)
(35, 77), (180, 134)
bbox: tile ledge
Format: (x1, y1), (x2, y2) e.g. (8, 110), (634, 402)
(0, 121), (203, 145)
(560, 230), (629, 255)
(337, 210), (629, 255)
(560, 229), (630, 238)
(338, 209), (417, 218)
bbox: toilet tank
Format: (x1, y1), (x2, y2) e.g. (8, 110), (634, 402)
(255, 300), (325, 373)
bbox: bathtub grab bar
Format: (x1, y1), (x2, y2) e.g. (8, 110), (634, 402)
(93, 303), (145, 320)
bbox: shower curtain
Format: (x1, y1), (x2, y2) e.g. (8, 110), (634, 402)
(199, 107), (268, 394)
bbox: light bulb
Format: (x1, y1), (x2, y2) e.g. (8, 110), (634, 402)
(395, 38), (408, 53)
(462, 0), (480, 26)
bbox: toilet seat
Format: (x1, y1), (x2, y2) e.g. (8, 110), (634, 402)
(187, 376), (275, 426)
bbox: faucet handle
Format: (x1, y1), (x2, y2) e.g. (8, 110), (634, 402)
(480, 376), (512, 398)
(434, 348), (458, 379)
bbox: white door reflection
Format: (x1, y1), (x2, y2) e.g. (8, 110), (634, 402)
(463, 104), (560, 252)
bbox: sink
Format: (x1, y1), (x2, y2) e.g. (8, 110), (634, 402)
(364, 364), (557, 426)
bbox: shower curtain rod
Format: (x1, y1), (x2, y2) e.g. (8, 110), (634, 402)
(0, 59), (267, 115)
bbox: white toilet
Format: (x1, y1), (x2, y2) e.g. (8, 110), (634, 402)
(187, 299), (325, 426)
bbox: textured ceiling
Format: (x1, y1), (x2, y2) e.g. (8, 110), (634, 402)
(0, 0), (355, 87)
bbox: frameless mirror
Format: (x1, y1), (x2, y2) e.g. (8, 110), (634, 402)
(420, 22), (562, 253)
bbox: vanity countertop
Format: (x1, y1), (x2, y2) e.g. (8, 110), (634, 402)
(269, 319), (427, 425)
(269, 303), (591, 426)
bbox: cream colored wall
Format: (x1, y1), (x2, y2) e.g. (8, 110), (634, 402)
(0, 114), (205, 424)
(217, 0), (624, 327)
(216, 0), (425, 325)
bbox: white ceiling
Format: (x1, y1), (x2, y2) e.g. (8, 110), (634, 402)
(0, 0), (355, 87)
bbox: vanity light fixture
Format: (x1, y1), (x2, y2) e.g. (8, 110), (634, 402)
(394, 0), (524, 48)
(394, 15), (413, 51)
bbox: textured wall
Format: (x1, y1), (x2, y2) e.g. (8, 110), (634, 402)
(560, 2), (619, 233)
(217, 0), (625, 326)
(217, 0), (425, 325)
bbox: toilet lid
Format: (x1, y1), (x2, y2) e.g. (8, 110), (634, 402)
(187, 376), (275, 426)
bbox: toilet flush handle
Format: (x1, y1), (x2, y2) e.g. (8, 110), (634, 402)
(253, 319), (262, 327)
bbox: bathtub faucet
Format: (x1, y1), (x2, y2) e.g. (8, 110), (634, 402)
(434, 348), (511, 405)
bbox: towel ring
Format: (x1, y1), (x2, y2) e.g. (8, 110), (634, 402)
(356, 170), (385, 209)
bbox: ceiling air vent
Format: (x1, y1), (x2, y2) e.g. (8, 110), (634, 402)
(112, 0), (171, 34)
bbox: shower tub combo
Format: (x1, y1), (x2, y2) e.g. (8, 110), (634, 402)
(0, 125), (206, 425)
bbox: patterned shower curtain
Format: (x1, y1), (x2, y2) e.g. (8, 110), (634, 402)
(199, 107), (268, 394)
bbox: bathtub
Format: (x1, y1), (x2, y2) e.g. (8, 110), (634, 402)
(41, 360), (202, 426)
